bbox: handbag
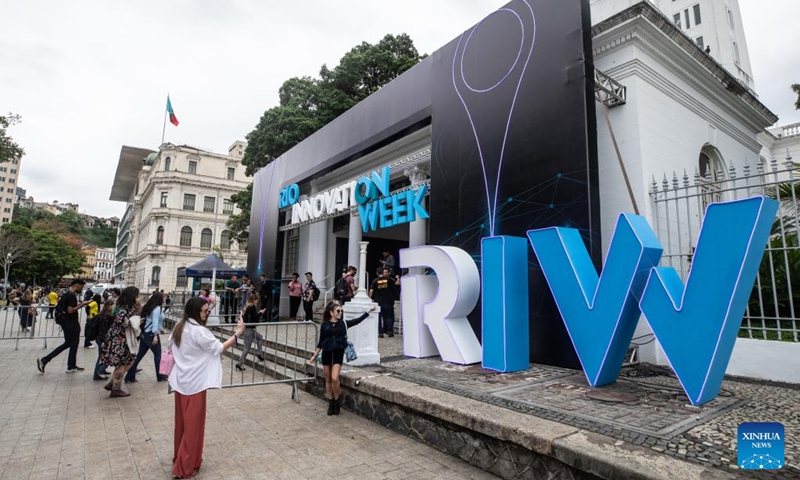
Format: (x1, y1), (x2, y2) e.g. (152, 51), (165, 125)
(160, 339), (175, 376)
(343, 318), (358, 362)
(125, 315), (141, 347)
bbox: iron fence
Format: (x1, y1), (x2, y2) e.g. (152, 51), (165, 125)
(650, 158), (799, 342)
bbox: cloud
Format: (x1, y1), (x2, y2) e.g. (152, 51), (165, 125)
(0, 0), (796, 219)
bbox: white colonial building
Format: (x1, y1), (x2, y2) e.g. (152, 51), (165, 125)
(109, 141), (250, 291)
(93, 247), (115, 283)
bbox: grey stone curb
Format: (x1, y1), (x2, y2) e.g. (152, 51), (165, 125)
(333, 365), (733, 480)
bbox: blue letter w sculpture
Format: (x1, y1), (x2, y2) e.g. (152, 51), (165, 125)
(640, 196), (778, 405)
(527, 214), (663, 387)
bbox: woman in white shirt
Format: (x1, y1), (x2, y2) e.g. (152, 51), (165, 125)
(169, 297), (244, 479)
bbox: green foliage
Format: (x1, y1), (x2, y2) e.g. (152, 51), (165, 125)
(793, 84), (800, 110)
(83, 224), (117, 249)
(11, 206), (54, 228)
(12, 206), (117, 248)
(744, 183), (800, 341)
(13, 229), (85, 285)
(0, 114), (25, 164)
(228, 33), (425, 242)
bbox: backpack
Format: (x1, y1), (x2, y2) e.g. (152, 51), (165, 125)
(312, 285), (320, 301)
(335, 277), (350, 299)
(54, 296), (67, 326)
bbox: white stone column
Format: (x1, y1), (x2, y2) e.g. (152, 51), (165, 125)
(344, 240), (379, 365)
(347, 212), (362, 270)
(405, 164), (430, 248)
(306, 182), (329, 288)
(308, 220), (328, 288)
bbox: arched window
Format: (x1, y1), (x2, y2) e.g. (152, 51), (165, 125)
(200, 228), (213, 249)
(699, 145), (725, 210)
(164, 156), (171, 171)
(176, 267), (188, 288)
(151, 266), (161, 286)
(180, 226), (192, 247)
(220, 230), (230, 250)
(156, 226), (164, 245)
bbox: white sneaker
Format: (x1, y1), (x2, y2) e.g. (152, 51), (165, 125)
(84, 345), (95, 349)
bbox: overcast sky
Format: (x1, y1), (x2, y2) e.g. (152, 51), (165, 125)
(1, 0), (797, 219)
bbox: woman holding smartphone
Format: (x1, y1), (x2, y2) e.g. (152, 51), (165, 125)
(308, 301), (375, 415)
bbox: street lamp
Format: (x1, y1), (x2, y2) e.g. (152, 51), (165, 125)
(4, 252), (12, 293)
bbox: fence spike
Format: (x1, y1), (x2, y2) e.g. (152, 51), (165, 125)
(693, 166), (702, 185)
(682, 169), (690, 187)
(651, 175), (658, 193)
(729, 164), (737, 179)
(770, 157), (779, 171)
(662, 173), (669, 192)
(672, 171), (679, 190)
(743, 162), (751, 177)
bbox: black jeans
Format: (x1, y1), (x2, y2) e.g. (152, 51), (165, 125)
(379, 303), (394, 335)
(125, 331), (163, 381)
(83, 319), (92, 347)
(43, 320), (80, 369)
(303, 300), (314, 321)
(289, 296), (301, 319)
(221, 297), (238, 323)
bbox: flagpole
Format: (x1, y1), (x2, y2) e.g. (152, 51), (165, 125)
(161, 93), (169, 146)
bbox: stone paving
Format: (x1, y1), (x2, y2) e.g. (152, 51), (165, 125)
(0, 339), (500, 480)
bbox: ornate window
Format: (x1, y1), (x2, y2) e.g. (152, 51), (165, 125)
(150, 266), (161, 287)
(203, 196), (216, 213)
(164, 157), (171, 171)
(200, 228), (213, 249)
(156, 226), (164, 245)
(220, 230), (231, 250)
(180, 226), (192, 247)
(223, 199), (234, 215)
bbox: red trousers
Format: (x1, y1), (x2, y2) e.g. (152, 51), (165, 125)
(173, 390), (207, 479)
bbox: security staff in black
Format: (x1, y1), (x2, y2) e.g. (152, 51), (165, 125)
(369, 267), (400, 338)
(308, 302), (375, 415)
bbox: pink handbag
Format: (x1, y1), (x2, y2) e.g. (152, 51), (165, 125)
(160, 341), (175, 376)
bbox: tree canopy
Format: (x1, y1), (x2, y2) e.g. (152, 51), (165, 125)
(5, 206), (118, 285)
(228, 33), (426, 242)
(793, 84), (800, 110)
(0, 114), (25, 164)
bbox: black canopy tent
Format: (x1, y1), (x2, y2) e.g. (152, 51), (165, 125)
(184, 254), (247, 281)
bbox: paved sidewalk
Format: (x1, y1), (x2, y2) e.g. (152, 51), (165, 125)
(0, 339), (499, 480)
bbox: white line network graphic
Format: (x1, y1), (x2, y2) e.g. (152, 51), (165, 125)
(740, 454), (783, 470)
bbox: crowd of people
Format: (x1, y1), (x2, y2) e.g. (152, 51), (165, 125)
(24, 250), (401, 479)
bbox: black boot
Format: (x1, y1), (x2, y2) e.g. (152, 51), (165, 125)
(327, 398), (335, 416)
(333, 398), (341, 415)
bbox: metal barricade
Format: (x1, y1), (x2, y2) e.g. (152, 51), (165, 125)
(0, 304), (82, 351)
(164, 309), (318, 403)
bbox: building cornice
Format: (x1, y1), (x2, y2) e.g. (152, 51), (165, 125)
(592, 1), (777, 129)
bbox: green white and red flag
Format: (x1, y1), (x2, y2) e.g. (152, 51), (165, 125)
(166, 95), (179, 126)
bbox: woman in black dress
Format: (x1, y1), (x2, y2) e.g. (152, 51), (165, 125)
(308, 301), (375, 415)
